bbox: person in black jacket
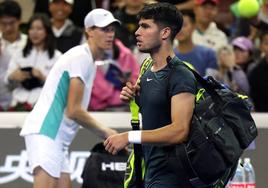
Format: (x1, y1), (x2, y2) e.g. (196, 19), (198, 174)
(49, 0), (85, 53)
(113, 0), (146, 50)
(248, 30), (268, 112)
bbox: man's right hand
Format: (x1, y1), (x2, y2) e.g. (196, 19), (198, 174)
(103, 127), (118, 139)
(119, 82), (139, 102)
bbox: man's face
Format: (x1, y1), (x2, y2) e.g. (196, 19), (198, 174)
(125, 0), (145, 8)
(49, 1), (72, 21)
(88, 24), (116, 50)
(194, 3), (217, 25)
(135, 18), (162, 53)
(0, 16), (20, 38)
(176, 15), (195, 42)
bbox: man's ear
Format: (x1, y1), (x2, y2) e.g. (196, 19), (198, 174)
(85, 28), (94, 38)
(161, 27), (171, 40)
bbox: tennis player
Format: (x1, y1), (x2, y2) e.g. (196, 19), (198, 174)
(104, 3), (197, 188)
(20, 8), (119, 188)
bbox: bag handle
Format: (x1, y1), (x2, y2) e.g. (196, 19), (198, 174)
(188, 69), (224, 105)
(167, 56), (224, 106)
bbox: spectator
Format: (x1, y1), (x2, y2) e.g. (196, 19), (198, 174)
(34, 0), (93, 28)
(214, 45), (250, 95)
(0, 0), (27, 110)
(5, 13), (61, 111)
(248, 30), (268, 112)
(174, 9), (218, 76)
(157, 0), (195, 10)
(113, 0), (146, 50)
(49, 0), (85, 53)
(255, 0), (268, 33)
(192, 0), (228, 51)
(89, 38), (139, 111)
(232, 36), (255, 74)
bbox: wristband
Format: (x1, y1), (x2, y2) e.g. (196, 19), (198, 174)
(128, 131), (142, 144)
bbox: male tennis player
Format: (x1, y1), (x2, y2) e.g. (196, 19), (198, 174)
(20, 8), (119, 188)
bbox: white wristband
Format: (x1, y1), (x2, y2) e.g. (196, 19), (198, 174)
(128, 131), (142, 144)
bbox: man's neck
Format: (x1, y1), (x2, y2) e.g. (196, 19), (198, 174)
(88, 41), (104, 61)
(196, 22), (210, 33)
(176, 39), (194, 54)
(151, 44), (175, 72)
(2, 32), (19, 43)
(52, 19), (67, 29)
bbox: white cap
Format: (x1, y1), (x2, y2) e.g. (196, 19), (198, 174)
(49, 0), (74, 5)
(84, 8), (120, 29)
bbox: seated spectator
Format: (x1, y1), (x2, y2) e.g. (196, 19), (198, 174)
(113, 0), (146, 50)
(232, 36), (255, 74)
(0, 0), (27, 111)
(5, 13), (61, 111)
(192, 0), (228, 51)
(49, 0), (85, 53)
(248, 30), (268, 112)
(174, 9), (218, 76)
(89, 39), (139, 111)
(213, 45), (250, 95)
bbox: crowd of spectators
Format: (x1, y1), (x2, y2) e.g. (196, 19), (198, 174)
(0, 0), (267, 112)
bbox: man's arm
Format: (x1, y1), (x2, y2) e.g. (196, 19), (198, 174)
(66, 77), (117, 139)
(104, 92), (195, 155)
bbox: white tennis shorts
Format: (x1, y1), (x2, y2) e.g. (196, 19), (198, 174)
(24, 134), (70, 178)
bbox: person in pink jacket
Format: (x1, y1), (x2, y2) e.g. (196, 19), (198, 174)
(89, 38), (140, 111)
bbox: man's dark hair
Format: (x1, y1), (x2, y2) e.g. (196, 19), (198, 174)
(181, 9), (195, 23)
(0, 0), (21, 19)
(137, 3), (183, 41)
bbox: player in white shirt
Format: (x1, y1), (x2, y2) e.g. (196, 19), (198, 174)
(20, 8), (120, 188)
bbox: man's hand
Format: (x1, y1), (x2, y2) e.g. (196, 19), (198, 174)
(120, 82), (140, 102)
(104, 132), (129, 155)
(103, 127), (118, 139)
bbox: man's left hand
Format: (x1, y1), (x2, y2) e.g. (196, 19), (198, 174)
(104, 132), (129, 155)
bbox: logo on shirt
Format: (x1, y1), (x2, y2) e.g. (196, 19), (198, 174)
(146, 78), (153, 82)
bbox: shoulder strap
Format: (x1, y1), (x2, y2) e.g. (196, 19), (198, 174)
(130, 57), (153, 121)
(135, 57), (153, 85)
(169, 58), (224, 105)
(128, 57), (153, 188)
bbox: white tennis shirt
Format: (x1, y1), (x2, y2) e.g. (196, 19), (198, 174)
(20, 43), (96, 145)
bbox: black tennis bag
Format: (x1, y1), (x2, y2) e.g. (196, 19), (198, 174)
(81, 142), (128, 188)
(173, 70), (258, 187)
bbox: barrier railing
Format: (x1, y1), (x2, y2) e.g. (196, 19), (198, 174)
(0, 112), (267, 128)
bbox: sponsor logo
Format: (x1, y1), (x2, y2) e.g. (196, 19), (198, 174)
(0, 150), (90, 184)
(101, 162), (126, 171)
